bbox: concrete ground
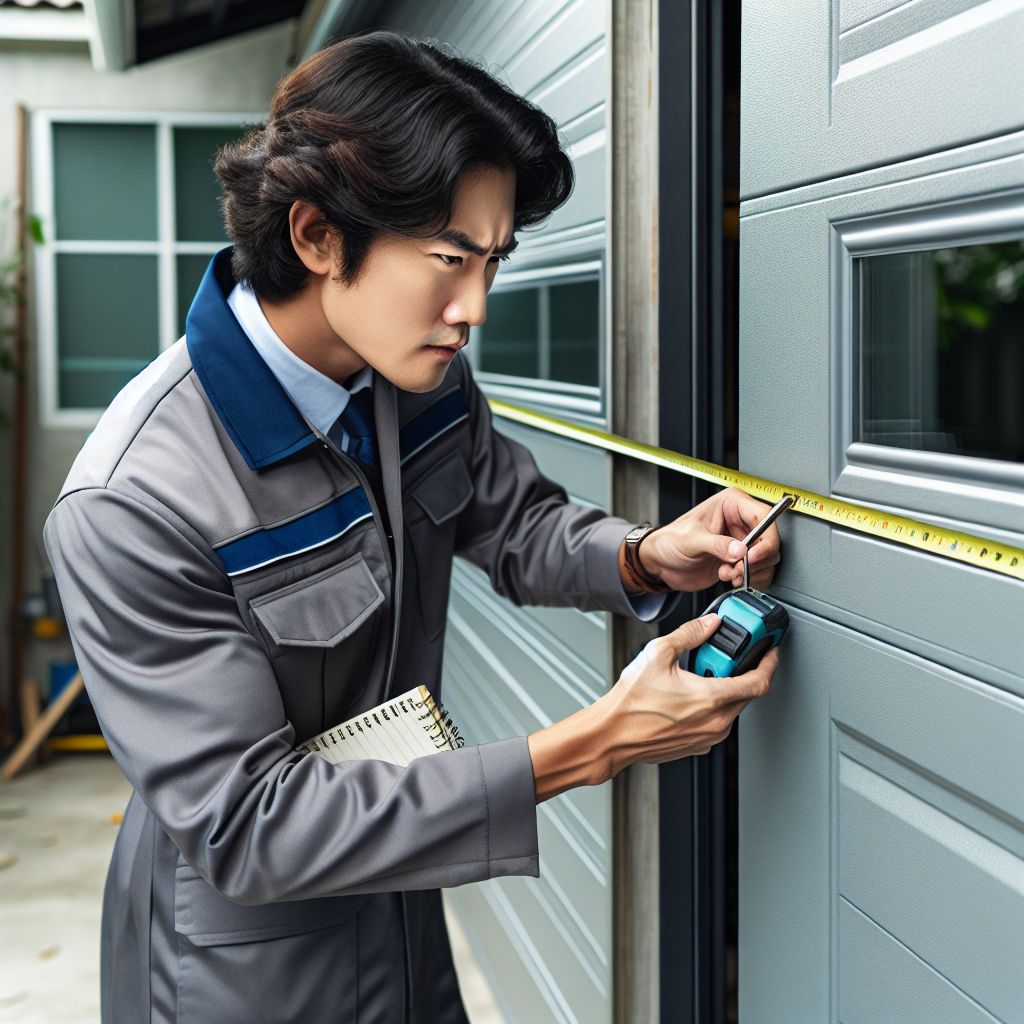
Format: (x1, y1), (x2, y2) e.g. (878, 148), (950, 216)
(0, 753), (504, 1023)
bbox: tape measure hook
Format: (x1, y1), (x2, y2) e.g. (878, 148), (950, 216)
(741, 493), (796, 590)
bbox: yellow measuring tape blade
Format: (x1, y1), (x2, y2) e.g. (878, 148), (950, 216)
(489, 399), (1024, 583)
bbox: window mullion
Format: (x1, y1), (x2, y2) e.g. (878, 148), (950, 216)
(157, 119), (176, 350)
(538, 283), (551, 380)
(36, 112), (60, 425)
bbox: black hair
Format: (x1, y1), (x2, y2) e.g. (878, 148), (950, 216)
(214, 31), (574, 299)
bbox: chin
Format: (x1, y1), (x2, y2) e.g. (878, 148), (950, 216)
(388, 358), (454, 394)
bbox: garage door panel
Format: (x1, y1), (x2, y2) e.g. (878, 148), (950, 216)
(447, 872), (610, 1024)
(838, 900), (1002, 1024)
(770, 522), (1024, 695)
(741, 0), (1024, 197)
(839, 751), (1024, 1022)
(741, 609), (1024, 1022)
(739, 608), (835, 1023)
(504, 0), (603, 98)
(832, 651), (1024, 834)
(742, 149), (1024, 527)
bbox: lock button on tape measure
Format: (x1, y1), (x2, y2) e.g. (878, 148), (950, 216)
(687, 494), (794, 679)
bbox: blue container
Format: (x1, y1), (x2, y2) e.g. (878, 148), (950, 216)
(49, 659), (80, 702)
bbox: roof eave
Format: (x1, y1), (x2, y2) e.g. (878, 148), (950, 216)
(81, 0), (134, 72)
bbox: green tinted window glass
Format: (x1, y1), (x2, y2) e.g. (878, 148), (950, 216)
(480, 288), (540, 377)
(856, 240), (1024, 462)
(59, 367), (153, 409)
(53, 123), (157, 241)
(177, 253), (215, 335)
(57, 253), (159, 408)
(174, 126), (244, 242)
(549, 279), (599, 386)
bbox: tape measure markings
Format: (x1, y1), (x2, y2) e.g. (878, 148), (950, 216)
(488, 399), (1024, 583)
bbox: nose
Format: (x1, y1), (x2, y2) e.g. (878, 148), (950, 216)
(444, 275), (488, 329)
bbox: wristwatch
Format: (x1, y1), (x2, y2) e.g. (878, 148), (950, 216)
(623, 522), (670, 593)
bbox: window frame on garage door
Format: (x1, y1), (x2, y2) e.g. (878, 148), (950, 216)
(831, 191), (1024, 538)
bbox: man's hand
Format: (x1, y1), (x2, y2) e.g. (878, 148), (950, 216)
(528, 615), (779, 802)
(636, 487), (783, 592)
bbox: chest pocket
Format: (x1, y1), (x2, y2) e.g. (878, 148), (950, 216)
(406, 450), (474, 643)
(250, 555), (384, 650)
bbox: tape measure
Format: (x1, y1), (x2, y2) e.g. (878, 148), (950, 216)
(488, 399), (1024, 583)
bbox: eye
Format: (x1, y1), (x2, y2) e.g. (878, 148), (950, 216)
(489, 254), (512, 265)
(435, 253), (463, 266)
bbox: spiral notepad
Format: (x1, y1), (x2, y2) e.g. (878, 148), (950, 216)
(296, 686), (465, 767)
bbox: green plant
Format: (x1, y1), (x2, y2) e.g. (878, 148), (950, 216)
(0, 199), (43, 427)
(933, 239), (1024, 351)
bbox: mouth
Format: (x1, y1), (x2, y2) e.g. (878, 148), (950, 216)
(425, 330), (468, 352)
(425, 341), (466, 352)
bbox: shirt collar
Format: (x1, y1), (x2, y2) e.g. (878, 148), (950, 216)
(186, 249), (312, 470)
(227, 280), (372, 438)
(185, 248), (371, 471)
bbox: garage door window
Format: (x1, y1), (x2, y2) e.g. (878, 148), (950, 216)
(855, 240), (1024, 463)
(471, 261), (604, 423)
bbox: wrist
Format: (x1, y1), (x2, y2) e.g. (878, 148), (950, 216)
(636, 528), (663, 579)
(620, 523), (670, 594)
(528, 701), (613, 803)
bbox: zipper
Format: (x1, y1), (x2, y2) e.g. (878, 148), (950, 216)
(315, 429), (411, 1021)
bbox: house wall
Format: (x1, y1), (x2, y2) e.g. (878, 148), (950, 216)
(0, 22), (296, 714)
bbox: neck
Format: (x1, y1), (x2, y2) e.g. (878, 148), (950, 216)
(258, 280), (366, 386)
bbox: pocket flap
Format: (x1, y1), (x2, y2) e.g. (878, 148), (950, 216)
(410, 451), (474, 526)
(174, 864), (365, 946)
(250, 555), (384, 648)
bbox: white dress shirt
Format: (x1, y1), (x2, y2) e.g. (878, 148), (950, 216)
(227, 282), (372, 451)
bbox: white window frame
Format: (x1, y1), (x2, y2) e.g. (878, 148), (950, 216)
(33, 108), (262, 428)
(831, 190), (1024, 538)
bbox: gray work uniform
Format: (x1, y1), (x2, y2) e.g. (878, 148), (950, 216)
(44, 249), (670, 1023)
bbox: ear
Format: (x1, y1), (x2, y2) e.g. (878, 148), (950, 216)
(288, 201), (341, 277)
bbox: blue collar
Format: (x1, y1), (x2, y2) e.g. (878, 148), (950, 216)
(186, 248), (319, 470)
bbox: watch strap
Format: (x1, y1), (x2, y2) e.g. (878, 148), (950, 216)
(624, 522), (670, 593)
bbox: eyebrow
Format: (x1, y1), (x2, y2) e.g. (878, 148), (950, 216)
(436, 228), (519, 258)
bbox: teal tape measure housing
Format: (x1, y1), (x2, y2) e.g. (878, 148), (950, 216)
(690, 589), (790, 678)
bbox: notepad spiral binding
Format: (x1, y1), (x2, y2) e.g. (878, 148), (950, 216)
(419, 687), (465, 751)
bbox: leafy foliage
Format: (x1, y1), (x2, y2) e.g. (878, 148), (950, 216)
(1, 202), (42, 427)
(934, 240), (1024, 351)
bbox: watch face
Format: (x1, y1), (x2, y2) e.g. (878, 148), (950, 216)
(627, 525), (651, 543)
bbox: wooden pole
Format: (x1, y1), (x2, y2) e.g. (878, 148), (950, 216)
(6, 104), (30, 743)
(1, 672), (84, 780)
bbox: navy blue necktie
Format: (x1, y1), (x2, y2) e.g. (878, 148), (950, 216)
(336, 388), (378, 469)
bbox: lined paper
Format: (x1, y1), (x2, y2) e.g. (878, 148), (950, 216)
(296, 686), (465, 767)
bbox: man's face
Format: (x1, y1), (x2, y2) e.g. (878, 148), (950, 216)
(319, 165), (517, 393)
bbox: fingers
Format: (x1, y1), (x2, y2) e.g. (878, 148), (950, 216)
(718, 542), (781, 586)
(716, 489), (784, 586)
(709, 645), (779, 705)
(657, 613), (721, 664)
(722, 487), (773, 533)
(704, 532), (747, 565)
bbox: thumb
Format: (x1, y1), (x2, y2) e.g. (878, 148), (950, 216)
(700, 532), (747, 565)
(662, 614), (721, 662)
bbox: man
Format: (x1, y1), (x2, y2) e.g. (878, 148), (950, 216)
(45, 32), (781, 1023)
